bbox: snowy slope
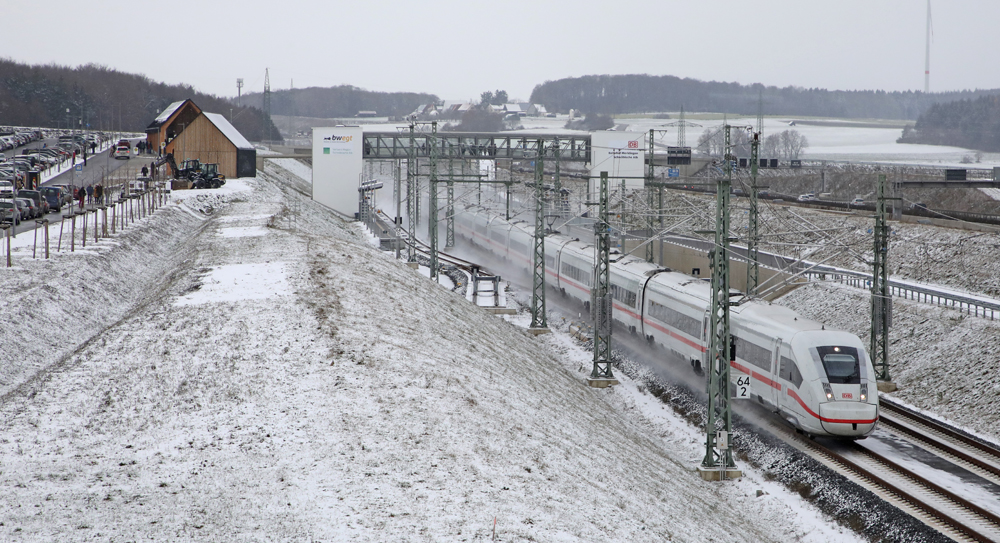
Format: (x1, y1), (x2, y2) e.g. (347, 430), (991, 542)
(0, 165), (867, 541)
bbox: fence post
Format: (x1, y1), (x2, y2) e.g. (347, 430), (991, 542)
(70, 214), (76, 252)
(3, 225), (9, 267)
(44, 220), (49, 259)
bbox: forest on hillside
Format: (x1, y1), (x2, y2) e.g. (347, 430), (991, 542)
(241, 85), (438, 119)
(529, 74), (1000, 120)
(897, 94), (1000, 152)
(0, 59), (280, 142)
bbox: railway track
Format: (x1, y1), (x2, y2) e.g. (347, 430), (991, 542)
(762, 405), (1000, 542)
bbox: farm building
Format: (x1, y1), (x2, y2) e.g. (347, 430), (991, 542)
(145, 100), (257, 179)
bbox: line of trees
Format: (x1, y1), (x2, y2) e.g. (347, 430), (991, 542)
(241, 85), (438, 119)
(529, 74), (1000, 120)
(897, 94), (1000, 152)
(0, 59), (281, 142)
(697, 128), (808, 159)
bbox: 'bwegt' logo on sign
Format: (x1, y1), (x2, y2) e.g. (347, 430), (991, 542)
(323, 135), (353, 142)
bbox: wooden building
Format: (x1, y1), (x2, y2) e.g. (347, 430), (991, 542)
(145, 99), (202, 153)
(145, 100), (257, 179)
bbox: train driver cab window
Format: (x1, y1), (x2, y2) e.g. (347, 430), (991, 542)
(817, 346), (860, 384)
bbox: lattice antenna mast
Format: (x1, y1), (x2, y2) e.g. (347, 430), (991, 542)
(925, 0), (932, 93)
(700, 125), (738, 479)
(529, 140), (548, 331)
(263, 68), (272, 143)
(236, 78), (244, 107)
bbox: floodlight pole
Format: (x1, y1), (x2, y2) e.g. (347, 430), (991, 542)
(529, 140), (548, 332)
(700, 125), (739, 480)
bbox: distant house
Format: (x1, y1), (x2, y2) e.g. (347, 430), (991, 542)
(410, 103), (438, 117)
(145, 99), (256, 179)
(503, 103), (538, 117)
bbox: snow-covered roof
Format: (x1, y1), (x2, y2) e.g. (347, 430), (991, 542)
(203, 112), (254, 150)
(154, 101), (186, 124)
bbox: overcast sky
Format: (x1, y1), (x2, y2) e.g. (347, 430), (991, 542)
(6, 0), (999, 103)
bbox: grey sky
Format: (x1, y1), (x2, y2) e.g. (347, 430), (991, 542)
(7, 0), (999, 104)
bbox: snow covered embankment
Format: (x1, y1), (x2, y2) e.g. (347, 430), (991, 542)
(1, 166), (847, 541)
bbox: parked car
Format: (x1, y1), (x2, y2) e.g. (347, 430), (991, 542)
(849, 198), (864, 207)
(0, 200), (19, 225)
(17, 197), (37, 219)
(797, 193), (817, 202)
(40, 186), (62, 212)
(18, 189), (49, 215)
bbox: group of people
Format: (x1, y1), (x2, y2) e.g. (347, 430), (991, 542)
(135, 141), (155, 155)
(75, 184), (105, 208)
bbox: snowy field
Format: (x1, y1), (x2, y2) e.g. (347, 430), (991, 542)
(0, 161), (892, 541)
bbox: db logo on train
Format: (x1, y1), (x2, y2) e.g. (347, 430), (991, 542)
(627, 140), (639, 149)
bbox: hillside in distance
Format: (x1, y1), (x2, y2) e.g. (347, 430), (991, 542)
(0, 59), (281, 142)
(240, 85), (439, 119)
(529, 73), (1000, 120)
(898, 94), (1000, 152)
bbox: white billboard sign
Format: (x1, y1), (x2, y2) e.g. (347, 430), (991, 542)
(589, 131), (646, 198)
(312, 127), (363, 217)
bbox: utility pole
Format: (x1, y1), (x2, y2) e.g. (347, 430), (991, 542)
(528, 141), (549, 333)
(428, 121), (439, 281)
(407, 122), (417, 264)
(677, 106), (687, 147)
(871, 173), (895, 389)
(588, 171), (617, 387)
(747, 129), (761, 297)
(236, 78), (244, 107)
(699, 125), (740, 481)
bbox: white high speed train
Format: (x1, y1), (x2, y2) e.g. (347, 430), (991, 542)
(456, 207), (879, 439)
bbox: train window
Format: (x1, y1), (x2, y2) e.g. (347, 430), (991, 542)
(610, 283), (637, 308)
(490, 231), (505, 242)
(648, 300), (701, 338)
(545, 254), (555, 269)
(817, 346), (860, 384)
(735, 337), (771, 372)
(779, 356), (803, 388)
(476, 223), (487, 234)
(561, 262), (592, 287)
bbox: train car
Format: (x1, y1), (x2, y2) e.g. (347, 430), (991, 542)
(455, 207), (878, 438)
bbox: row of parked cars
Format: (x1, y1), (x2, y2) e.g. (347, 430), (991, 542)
(0, 130), (111, 187)
(0, 180), (77, 224)
(0, 129), (43, 152)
